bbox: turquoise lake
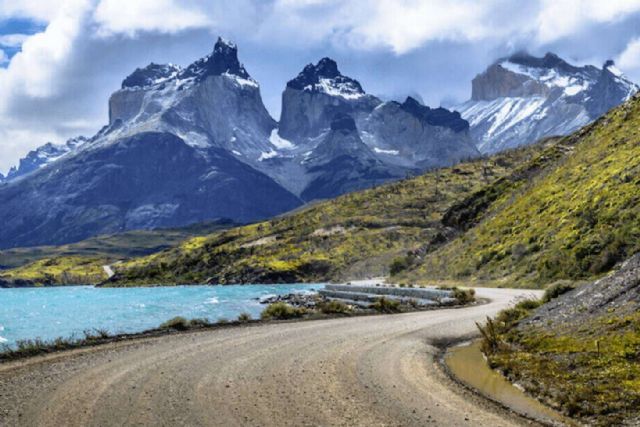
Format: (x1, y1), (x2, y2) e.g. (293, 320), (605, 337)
(0, 284), (323, 346)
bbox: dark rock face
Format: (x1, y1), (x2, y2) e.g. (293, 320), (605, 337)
(471, 63), (548, 101)
(330, 113), (358, 132)
(586, 61), (634, 118)
(400, 97), (468, 132)
(122, 63), (180, 89)
(0, 132), (301, 249)
(361, 99), (478, 170)
(287, 58), (363, 93)
(521, 254), (640, 331)
(180, 37), (250, 82)
(509, 52), (582, 74)
(301, 114), (400, 200)
(0, 277), (37, 288)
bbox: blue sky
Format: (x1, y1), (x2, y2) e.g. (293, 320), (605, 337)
(0, 0), (639, 174)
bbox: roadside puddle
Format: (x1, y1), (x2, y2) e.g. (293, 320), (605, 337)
(445, 341), (571, 426)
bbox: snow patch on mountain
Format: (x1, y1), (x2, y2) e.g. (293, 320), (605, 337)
(269, 129), (295, 150)
(373, 147), (399, 155)
(500, 60), (592, 96)
(258, 150), (278, 161)
(305, 78), (365, 100)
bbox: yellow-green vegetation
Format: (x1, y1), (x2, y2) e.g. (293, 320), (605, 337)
(1, 256), (108, 285)
(317, 300), (352, 314)
(370, 297), (401, 313)
(0, 220), (234, 285)
(408, 95), (640, 287)
(480, 303), (640, 426)
(159, 316), (212, 330)
(108, 142), (557, 286)
(260, 302), (306, 320)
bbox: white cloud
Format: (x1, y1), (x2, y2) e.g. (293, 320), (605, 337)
(0, 0), (90, 99)
(618, 37), (640, 72)
(0, 0), (62, 21)
(536, 0), (640, 43)
(94, 0), (210, 37)
(0, 49), (7, 65)
(261, 0), (640, 54)
(0, 34), (30, 48)
(340, 0), (497, 53)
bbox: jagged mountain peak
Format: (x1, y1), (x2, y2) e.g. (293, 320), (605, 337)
(180, 36), (251, 82)
(287, 57), (365, 99)
(119, 37), (254, 91)
(505, 51), (582, 74)
(121, 63), (182, 89)
(399, 97), (469, 133)
(3, 136), (90, 182)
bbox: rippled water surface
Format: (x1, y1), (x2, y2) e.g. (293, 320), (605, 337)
(0, 284), (323, 345)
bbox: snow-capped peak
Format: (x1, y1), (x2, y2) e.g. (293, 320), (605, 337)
(119, 36), (255, 92)
(4, 136), (89, 182)
(287, 57), (365, 100)
(179, 36), (250, 82)
(215, 36), (237, 51)
(499, 56), (593, 97)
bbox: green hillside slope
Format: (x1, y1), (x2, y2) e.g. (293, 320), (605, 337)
(405, 94), (640, 287)
(0, 220), (234, 285)
(105, 139), (570, 286)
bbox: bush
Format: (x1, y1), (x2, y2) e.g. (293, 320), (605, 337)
(261, 302), (306, 320)
(390, 256), (412, 275)
(451, 287), (476, 304)
(542, 281), (576, 303)
(159, 316), (190, 330)
(515, 299), (542, 310)
(238, 312), (252, 322)
(318, 300), (352, 314)
(159, 316), (211, 330)
(371, 297), (401, 313)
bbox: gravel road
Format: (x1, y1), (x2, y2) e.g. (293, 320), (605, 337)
(0, 287), (542, 427)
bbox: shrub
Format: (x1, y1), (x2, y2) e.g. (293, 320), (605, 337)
(318, 300), (352, 314)
(451, 287), (476, 304)
(189, 318), (211, 327)
(238, 312), (252, 322)
(515, 299), (542, 311)
(261, 302), (306, 320)
(371, 297), (401, 313)
(390, 255), (415, 275)
(159, 316), (190, 330)
(542, 281), (576, 303)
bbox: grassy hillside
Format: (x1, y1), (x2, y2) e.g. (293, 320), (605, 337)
(106, 140), (569, 286)
(0, 220), (234, 285)
(403, 94), (640, 287)
(480, 255), (640, 425)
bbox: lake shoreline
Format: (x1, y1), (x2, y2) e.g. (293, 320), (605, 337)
(1, 291), (483, 363)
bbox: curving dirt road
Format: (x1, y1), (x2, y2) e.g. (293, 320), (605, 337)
(0, 288), (542, 427)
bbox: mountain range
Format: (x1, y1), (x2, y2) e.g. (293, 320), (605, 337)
(0, 38), (636, 249)
(458, 52), (637, 153)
